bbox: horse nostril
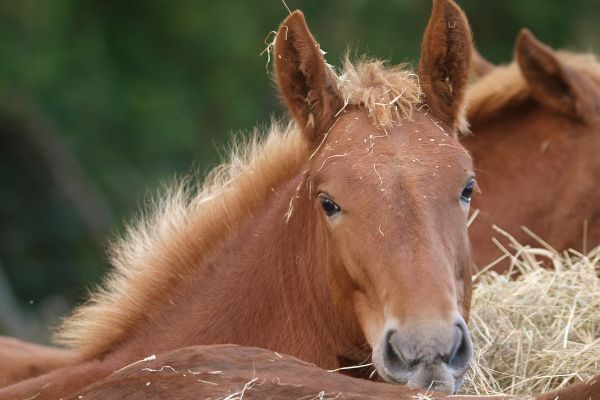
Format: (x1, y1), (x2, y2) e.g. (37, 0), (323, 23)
(448, 319), (473, 370)
(384, 330), (418, 371)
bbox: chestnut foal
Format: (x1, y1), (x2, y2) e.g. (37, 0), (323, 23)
(0, 1), (476, 398)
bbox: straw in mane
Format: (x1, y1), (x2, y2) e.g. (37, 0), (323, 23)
(54, 57), (427, 359)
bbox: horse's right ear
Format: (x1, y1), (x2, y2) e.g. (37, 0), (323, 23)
(274, 11), (343, 146)
(516, 29), (598, 121)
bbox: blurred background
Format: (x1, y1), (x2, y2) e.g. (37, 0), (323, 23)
(1, 0), (599, 343)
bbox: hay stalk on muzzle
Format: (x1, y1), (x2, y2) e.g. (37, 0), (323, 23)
(461, 226), (600, 395)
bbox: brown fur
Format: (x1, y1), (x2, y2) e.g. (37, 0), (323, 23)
(68, 345), (511, 400)
(464, 30), (600, 269)
(1, 2), (476, 398)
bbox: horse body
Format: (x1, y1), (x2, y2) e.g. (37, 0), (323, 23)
(64, 345), (510, 400)
(465, 31), (600, 270)
(68, 345), (600, 400)
(0, 1), (478, 398)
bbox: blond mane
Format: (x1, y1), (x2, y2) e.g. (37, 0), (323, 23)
(338, 57), (423, 128)
(467, 51), (600, 122)
(54, 58), (424, 358)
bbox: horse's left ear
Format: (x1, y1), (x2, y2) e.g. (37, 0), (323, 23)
(274, 11), (343, 146)
(516, 29), (598, 121)
(418, 0), (472, 133)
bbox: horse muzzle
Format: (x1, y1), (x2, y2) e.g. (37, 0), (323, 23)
(372, 314), (473, 393)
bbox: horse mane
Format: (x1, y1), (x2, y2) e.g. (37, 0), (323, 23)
(467, 51), (600, 122)
(338, 57), (423, 128)
(54, 58), (424, 358)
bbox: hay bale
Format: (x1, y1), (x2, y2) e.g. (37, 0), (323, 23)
(461, 228), (600, 396)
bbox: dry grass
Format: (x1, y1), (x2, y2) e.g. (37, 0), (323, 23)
(461, 227), (600, 396)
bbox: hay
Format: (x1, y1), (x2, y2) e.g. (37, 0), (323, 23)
(461, 227), (600, 396)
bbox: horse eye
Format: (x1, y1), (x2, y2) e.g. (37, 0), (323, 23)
(318, 194), (341, 217)
(460, 180), (475, 204)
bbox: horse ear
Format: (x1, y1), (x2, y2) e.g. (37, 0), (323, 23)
(516, 29), (598, 121)
(418, 0), (472, 133)
(274, 11), (343, 145)
(470, 46), (495, 80)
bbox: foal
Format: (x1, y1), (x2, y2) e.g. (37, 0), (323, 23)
(0, 1), (476, 398)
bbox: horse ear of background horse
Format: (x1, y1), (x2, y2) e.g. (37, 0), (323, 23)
(274, 11), (343, 145)
(418, 0), (472, 133)
(516, 29), (600, 121)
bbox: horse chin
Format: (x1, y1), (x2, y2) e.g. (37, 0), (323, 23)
(377, 369), (459, 394)
(371, 349), (464, 394)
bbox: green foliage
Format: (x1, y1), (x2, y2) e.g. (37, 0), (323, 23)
(0, 0), (598, 339)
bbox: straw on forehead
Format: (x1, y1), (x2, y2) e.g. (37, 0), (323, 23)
(337, 56), (423, 129)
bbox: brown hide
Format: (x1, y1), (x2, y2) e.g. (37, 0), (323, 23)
(65, 345), (599, 400)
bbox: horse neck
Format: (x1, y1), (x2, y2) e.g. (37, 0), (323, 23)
(130, 166), (360, 369)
